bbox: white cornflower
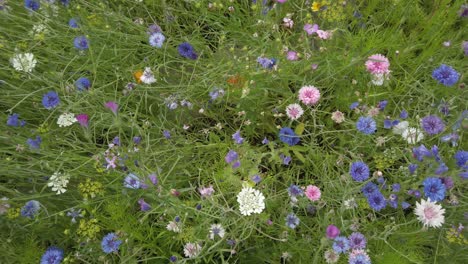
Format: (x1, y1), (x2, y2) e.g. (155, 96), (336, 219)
(209, 224), (225, 240)
(343, 198), (357, 209)
(401, 127), (424, 144)
(415, 199), (445, 228)
(392, 120), (409, 135)
(140, 67), (156, 84)
(10, 53), (37, 73)
(285, 103), (304, 120)
(237, 187), (265, 216)
(166, 221), (181, 233)
(47, 172), (70, 195)
(57, 113), (77, 127)
(183, 242), (202, 258)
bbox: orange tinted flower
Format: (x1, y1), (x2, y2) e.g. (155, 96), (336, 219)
(227, 74), (244, 87)
(133, 70), (143, 83)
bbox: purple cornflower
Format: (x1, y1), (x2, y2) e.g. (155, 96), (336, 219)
(408, 163), (418, 175)
(20, 200), (40, 218)
(232, 131), (244, 144)
(178, 42), (198, 60)
(262, 137), (269, 144)
(7, 113), (25, 127)
(75, 77), (91, 91)
(377, 100), (388, 111)
(421, 115), (445, 135)
(349, 161), (370, 182)
(73, 36), (89, 50)
(124, 173), (142, 189)
(225, 150), (238, 163)
(423, 177), (446, 202)
(285, 213), (300, 229)
(326, 224), (340, 239)
(348, 232), (366, 250)
(401, 201), (411, 209)
(68, 18), (79, 28)
(280, 154), (292, 165)
(432, 64), (459, 86)
(24, 0), (40, 11)
(400, 109), (408, 119)
(367, 192), (386, 211)
(356, 116), (376, 135)
(133, 136), (141, 145)
(288, 184), (304, 197)
(101, 233), (122, 254)
(454, 151), (468, 169)
(76, 114), (89, 127)
(392, 183), (401, 192)
(169, 256), (177, 263)
(440, 177), (454, 189)
(257, 57), (276, 69)
(147, 24), (162, 34)
(279, 127), (300, 146)
(42, 91), (60, 109)
(412, 145), (432, 161)
(349, 102), (359, 110)
(441, 132), (459, 147)
(138, 199), (151, 211)
(251, 174), (262, 184)
(435, 162), (448, 175)
(361, 182), (379, 197)
(388, 194), (398, 208)
(27, 136), (42, 149)
(105, 101), (118, 114)
(232, 160), (241, 169)
(40, 246), (64, 264)
(148, 173), (158, 185)
(209, 88), (225, 100)
(332, 236), (350, 254)
(163, 130), (171, 139)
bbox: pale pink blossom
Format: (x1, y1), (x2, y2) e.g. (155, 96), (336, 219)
(298, 86), (321, 106)
(331, 111), (345, 124)
(305, 185), (321, 201)
(365, 54), (390, 75)
(316, 30), (332, 39)
(286, 51), (298, 61)
(304, 24), (319, 35)
(285, 104), (304, 120)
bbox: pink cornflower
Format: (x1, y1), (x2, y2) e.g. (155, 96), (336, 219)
(286, 51), (298, 61)
(305, 185), (321, 201)
(199, 185), (215, 198)
(298, 86), (321, 106)
(76, 113), (89, 127)
(105, 101), (118, 114)
(304, 23), (319, 35)
(316, 30), (332, 39)
(365, 54), (390, 75)
(285, 104), (304, 120)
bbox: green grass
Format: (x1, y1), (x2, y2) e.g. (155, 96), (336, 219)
(0, 0), (467, 263)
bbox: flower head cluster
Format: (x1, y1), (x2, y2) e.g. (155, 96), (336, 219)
(10, 53), (37, 73)
(237, 187), (265, 216)
(57, 113), (77, 127)
(47, 172), (70, 194)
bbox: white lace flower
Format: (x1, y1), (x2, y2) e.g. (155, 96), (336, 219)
(47, 172), (70, 195)
(183, 242), (202, 258)
(10, 53), (37, 73)
(401, 127), (424, 144)
(140, 67), (156, 84)
(237, 187), (265, 216)
(415, 199), (445, 228)
(57, 113), (77, 127)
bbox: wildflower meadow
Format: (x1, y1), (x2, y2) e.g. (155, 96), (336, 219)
(1, 0), (468, 263)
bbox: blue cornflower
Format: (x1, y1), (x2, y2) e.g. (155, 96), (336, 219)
(348, 232), (366, 250)
(73, 36), (89, 50)
(24, 0), (40, 11)
(169, 256), (177, 262)
(27, 136), (42, 149)
(225, 150), (238, 163)
(422, 177), (446, 202)
(421, 115), (445, 135)
(288, 184), (303, 197)
(40, 246), (64, 264)
(133, 136), (141, 145)
(101, 233), (122, 254)
(163, 130), (171, 139)
(332, 236), (350, 254)
(349, 161), (370, 182)
(262, 137), (269, 144)
(412, 145), (432, 162)
(209, 88), (225, 100)
(66, 208), (83, 224)
(124, 173), (142, 189)
(356, 116), (376, 135)
(21, 200), (40, 218)
(349, 102), (359, 110)
(280, 153), (292, 165)
(401, 201), (411, 209)
(441, 132), (459, 147)
(432, 64), (460, 86)
(278, 127), (300, 146)
(388, 194), (398, 208)
(383, 119), (393, 129)
(232, 130), (244, 144)
(400, 109), (408, 119)
(75, 77), (91, 91)
(257, 57), (276, 69)
(7, 113), (23, 127)
(149, 32), (165, 48)
(454, 150), (468, 169)
(251, 174), (262, 184)
(377, 100), (388, 111)
(361, 182), (379, 197)
(367, 192), (387, 211)
(408, 163), (418, 175)
(42, 91), (60, 109)
(285, 213), (300, 229)
(349, 251), (371, 264)
(392, 183), (401, 192)
(435, 162), (448, 175)
(68, 18), (79, 28)
(178, 42), (198, 60)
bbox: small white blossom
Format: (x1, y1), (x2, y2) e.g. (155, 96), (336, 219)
(237, 187), (265, 216)
(183, 242), (202, 258)
(47, 172), (70, 195)
(209, 224), (225, 240)
(401, 127), (424, 144)
(140, 67), (156, 84)
(10, 53), (37, 73)
(57, 113), (77, 127)
(392, 121), (409, 135)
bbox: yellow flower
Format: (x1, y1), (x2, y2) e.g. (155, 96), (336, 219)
(311, 2), (321, 12)
(77, 219), (101, 239)
(7, 208), (20, 219)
